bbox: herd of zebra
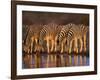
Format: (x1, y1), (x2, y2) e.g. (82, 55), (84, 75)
(23, 23), (89, 54)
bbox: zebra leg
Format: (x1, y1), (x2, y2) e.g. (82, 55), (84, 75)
(76, 39), (78, 53)
(28, 47), (30, 54)
(47, 40), (50, 53)
(54, 38), (57, 52)
(30, 39), (34, 53)
(84, 35), (87, 52)
(61, 38), (66, 53)
(74, 38), (78, 53)
(35, 38), (38, 45)
(54, 41), (57, 52)
(61, 42), (64, 53)
(66, 40), (69, 53)
(79, 38), (83, 53)
(61, 39), (66, 53)
(69, 40), (73, 54)
(34, 40), (37, 52)
(51, 40), (55, 52)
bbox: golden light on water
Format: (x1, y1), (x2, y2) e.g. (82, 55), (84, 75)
(23, 53), (89, 68)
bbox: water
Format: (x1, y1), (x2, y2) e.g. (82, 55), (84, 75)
(22, 53), (89, 69)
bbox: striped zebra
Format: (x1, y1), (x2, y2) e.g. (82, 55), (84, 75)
(67, 24), (83, 54)
(78, 24), (89, 52)
(66, 24), (89, 54)
(23, 25), (32, 54)
(25, 24), (43, 53)
(58, 23), (74, 53)
(39, 23), (62, 53)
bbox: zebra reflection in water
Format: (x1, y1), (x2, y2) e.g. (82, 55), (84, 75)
(23, 52), (89, 68)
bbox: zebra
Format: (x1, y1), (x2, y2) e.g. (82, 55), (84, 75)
(39, 22), (62, 53)
(78, 24), (89, 52)
(66, 24), (89, 54)
(58, 23), (74, 53)
(23, 25), (32, 54)
(67, 24), (83, 54)
(25, 24), (43, 53)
